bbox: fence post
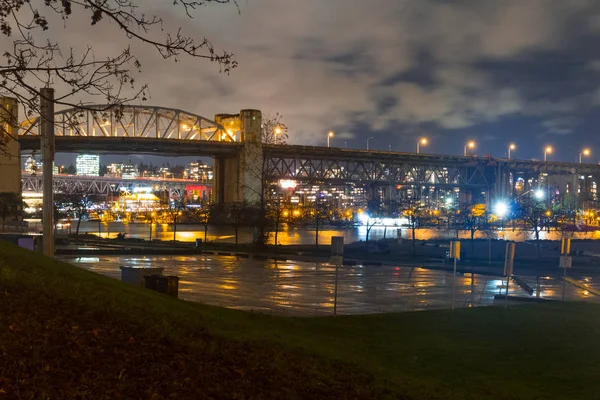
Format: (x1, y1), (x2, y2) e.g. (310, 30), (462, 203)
(331, 236), (344, 316)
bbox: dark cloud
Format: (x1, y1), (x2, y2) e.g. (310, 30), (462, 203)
(18, 0), (600, 161)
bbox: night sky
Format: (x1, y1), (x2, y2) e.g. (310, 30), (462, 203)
(51, 0), (600, 165)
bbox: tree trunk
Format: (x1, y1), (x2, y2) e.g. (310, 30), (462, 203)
(204, 224), (208, 243)
(366, 227), (370, 248)
(235, 226), (239, 244)
(173, 219), (177, 241)
(315, 220), (319, 248)
(274, 216), (279, 246)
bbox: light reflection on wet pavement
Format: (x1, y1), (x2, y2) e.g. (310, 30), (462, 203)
(60, 255), (600, 316)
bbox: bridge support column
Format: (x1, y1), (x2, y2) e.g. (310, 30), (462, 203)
(0, 97), (22, 222)
(212, 109), (263, 205)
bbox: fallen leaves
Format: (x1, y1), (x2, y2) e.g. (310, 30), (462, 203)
(0, 278), (376, 400)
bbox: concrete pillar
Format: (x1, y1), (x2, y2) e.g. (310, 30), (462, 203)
(212, 110), (263, 205)
(0, 97), (21, 195)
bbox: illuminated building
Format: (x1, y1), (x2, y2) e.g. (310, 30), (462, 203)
(76, 154), (100, 176)
(122, 164), (138, 179)
(106, 163), (124, 178)
(117, 187), (160, 211)
(186, 161), (213, 182)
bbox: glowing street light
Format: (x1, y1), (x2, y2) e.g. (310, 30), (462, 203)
(417, 138), (428, 154)
(544, 146), (552, 162)
(580, 148), (591, 164)
(274, 126), (282, 135)
(508, 143), (516, 159)
(367, 136), (374, 150)
(535, 189), (545, 200)
(464, 141), (475, 156)
(494, 201), (509, 218)
(327, 131), (334, 148)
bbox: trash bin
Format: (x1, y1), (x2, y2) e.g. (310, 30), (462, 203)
(146, 275), (180, 298)
(161, 276), (180, 298)
(195, 238), (203, 247)
(120, 266), (164, 286)
(143, 274), (163, 291)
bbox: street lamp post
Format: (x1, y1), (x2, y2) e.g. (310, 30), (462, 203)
(579, 148), (591, 163)
(417, 138), (428, 154)
(367, 136), (374, 150)
(464, 141), (475, 156)
(508, 143), (516, 159)
(544, 146), (552, 162)
(327, 131), (334, 147)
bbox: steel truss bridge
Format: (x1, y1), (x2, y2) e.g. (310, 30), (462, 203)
(263, 146), (600, 196)
(16, 104), (600, 202)
(21, 174), (203, 196)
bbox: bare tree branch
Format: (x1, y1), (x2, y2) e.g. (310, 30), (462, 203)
(0, 0), (236, 153)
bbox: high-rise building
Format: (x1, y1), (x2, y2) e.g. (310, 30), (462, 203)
(106, 163), (124, 178)
(187, 161), (213, 182)
(76, 154), (100, 176)
(122, 163), (138, 179)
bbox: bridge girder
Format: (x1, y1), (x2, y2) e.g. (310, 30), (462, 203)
(21, 174), (194, 196)
(19, 104), (236, 143)
(264, 153), (492, 188)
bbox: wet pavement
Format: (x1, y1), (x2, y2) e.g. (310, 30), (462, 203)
(61, 255), (600, 316)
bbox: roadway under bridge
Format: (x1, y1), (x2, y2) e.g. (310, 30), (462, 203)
(15, 104), (600, 205)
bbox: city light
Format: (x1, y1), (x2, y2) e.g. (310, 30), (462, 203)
(279, 179), (297, 189)
(417, 138), (428, 153)
(464, 141), (475, 156)
(445, 197), (453, 205)
(535, 189), (545, 200)
(327, 131), (334, 147)
(508, 143), (516, 159)
(358, 212), (370, 224)
(544, 146), (552, 161)
(275, 126), (282, 135)
(580, 148), (591, 163)
(494, 201), (509, 217)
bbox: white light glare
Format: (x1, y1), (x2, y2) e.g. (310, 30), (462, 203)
(445, 197), (453, 205)
(494, 202), (508, 218)
(358, 213), (370, 224)
(534, 190), (544, 200)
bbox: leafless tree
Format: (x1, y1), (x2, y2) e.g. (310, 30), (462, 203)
(58, 190), (90, 239)
(223, 202), (248, 245)
(267, 196), (288, 246)
(188, 202), (213, 244)
(0, 0), (237, 153)
(307, 197), (333, 248)
(517, 197), (551, 259)
(463, 203), (489, 255)
(399, 195), (424, 257)
(364, 216), (380, 249)
(262, 112), (288, 145)
(164, 199), (185, 242)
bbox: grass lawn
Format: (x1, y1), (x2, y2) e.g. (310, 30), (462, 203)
(1, 241), (599, 399)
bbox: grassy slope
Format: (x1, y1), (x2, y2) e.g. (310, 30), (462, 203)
(1, 241), (600, 399)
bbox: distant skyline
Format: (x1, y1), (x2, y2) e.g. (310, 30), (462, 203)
(35, 1), (600, 163)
